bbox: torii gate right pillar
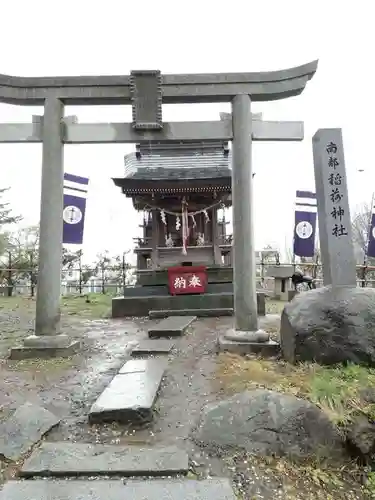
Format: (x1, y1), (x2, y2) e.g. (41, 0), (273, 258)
(231, 94), (258, 332)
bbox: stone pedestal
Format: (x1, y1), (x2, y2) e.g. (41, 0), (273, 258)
(266, 265), (293, 301)
(274, 278), (289, 301)
(224, 329), (270, 343)
(218, 315), (282, 357)
(9, 334), (80, 360)
(217, 335), (279, 356)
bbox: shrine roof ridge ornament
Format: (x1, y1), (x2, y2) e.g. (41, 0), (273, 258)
(0, 60), (318, 105)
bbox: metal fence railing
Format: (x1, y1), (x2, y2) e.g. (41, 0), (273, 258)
(1, 262), (375, 297)
(257, 261), (375, 290)
(0, 264), (137, 297)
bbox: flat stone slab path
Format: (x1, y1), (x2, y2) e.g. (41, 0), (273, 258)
(0, 402), (60, 461)
(130, 339), (175, 355)
(89, 358), (168, 424)
(148, 316), (196, 338)
(20, 442), (188, 477)
(0, 479), (236, 499)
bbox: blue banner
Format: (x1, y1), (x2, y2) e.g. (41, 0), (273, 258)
(63, 173), (89, 245)
(293, 190), (317, 257)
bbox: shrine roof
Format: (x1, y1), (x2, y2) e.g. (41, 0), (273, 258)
(112, 176), (231, 194)
(117, 141), (231, 186)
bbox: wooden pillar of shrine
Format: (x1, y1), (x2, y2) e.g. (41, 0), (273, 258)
(151, 209), (160, 269)
(211, 207), (221, 265)
(198, 213), (204, 238)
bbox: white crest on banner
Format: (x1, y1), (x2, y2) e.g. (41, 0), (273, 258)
(296, 221), (313, 239)
(63, 205), (83, 224)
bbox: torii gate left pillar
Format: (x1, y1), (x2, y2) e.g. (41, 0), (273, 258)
(0, 63), (317, 358)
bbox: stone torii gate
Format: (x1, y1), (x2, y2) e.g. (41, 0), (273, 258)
(0, 62), (318, 357)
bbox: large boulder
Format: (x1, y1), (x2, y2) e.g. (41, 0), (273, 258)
(280, 286), (375, 366)
(192, 390), (345, 463)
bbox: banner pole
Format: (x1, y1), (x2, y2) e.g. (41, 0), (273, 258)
(363, 191), (375, 287)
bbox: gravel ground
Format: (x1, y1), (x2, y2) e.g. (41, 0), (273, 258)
(0, 306), (367, 499)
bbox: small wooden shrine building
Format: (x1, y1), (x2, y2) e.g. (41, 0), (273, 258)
(113, 140), (233, 276)
(111, 140), (267, 318)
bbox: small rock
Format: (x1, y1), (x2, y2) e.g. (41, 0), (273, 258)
(360, 387), (375, 404)
(346, 415), (375, 460)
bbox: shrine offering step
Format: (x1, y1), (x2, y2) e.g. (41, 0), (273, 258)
(0, 479), (236, 500)
(148, 316), (196, 338)
(130, 339), (175, 355)
(149, 308), (233, 319)
(88, 358), (167, 424)
(112, 291), (266, 317)
(21, 442), (188, 478)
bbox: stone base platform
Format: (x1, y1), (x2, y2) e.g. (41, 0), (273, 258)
(112, 292), (266, 318)
(9, 334), (80, 360)
(217, 336), (280, 356)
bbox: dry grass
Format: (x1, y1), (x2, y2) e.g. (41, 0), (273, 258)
(227, 452), (367, 499)
(0, 293), (113, 319)
(61, 293), (112, 318)
(0, 294), (113, 356)
(216, 354), (375, 425)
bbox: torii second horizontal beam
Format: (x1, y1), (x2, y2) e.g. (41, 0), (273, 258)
(0, 120), (304, 144)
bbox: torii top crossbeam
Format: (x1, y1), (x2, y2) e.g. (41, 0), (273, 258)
(0, 60), (318, 105)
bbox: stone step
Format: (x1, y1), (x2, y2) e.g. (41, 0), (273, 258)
(149, 308), (233, 319)
(0, 479), (236, 499)
(88, 358), (167, 424)
(0, 402), (60, 462)
(130, 339), (175, 355)
(148, 316), (196, 338)
(20, 442), (188, 478)
(112, 291), (266, 318)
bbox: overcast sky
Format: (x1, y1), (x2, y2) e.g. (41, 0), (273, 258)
(0, 0), (372, 263)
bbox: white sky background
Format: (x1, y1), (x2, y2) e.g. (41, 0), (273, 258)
(0, 0), (373, 264)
